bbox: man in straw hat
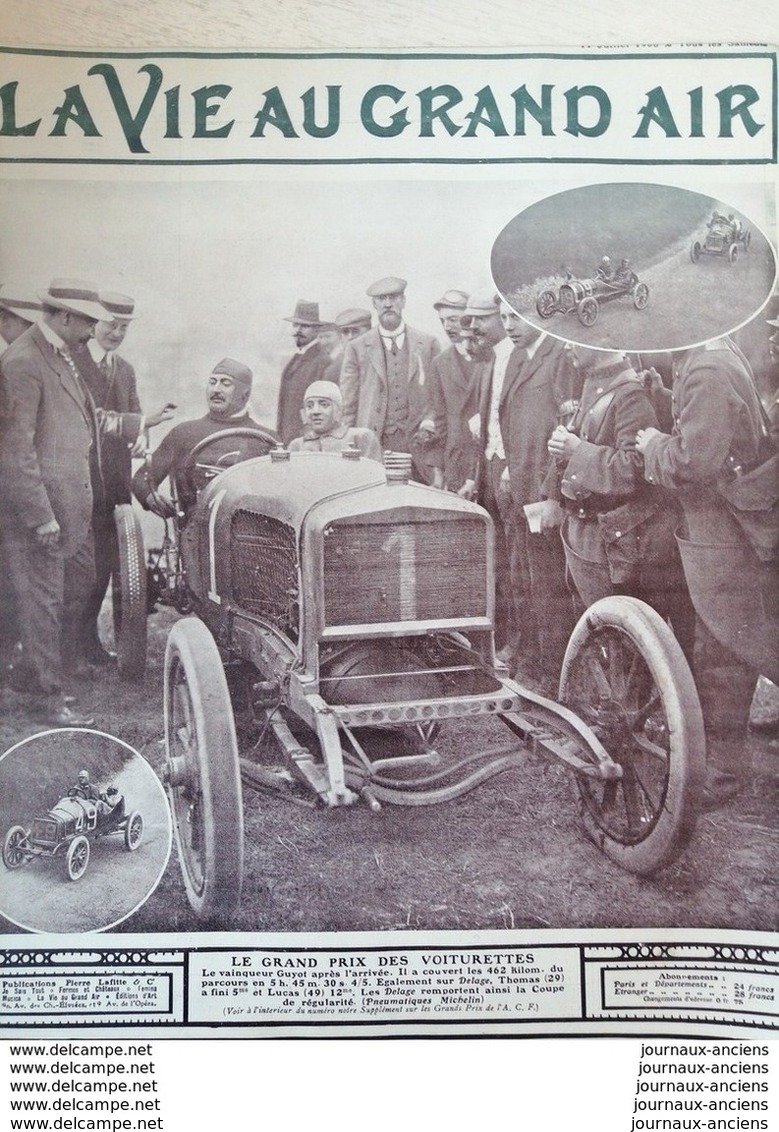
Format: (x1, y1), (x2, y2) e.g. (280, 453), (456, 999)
(288, 380), (381, 460)
(0, 285), (42, 347)
(73, 292), (175, 666)
(276, 300), (332, 446)
(0, 278), (143, 726)
(133, 357), (268, 517)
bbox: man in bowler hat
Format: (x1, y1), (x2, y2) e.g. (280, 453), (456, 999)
(276, 300), (332, 446)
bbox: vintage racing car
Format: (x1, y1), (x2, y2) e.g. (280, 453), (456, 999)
(111, 434), (706, 922)
(690, 215), (751, 265)
(3, 784), (144, 881)
(536, 271), (649, 327)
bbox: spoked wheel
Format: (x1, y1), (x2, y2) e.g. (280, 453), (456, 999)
(577, 296), (599, 326)
(113, 504), (148, 682)
(124, 811), (144, 851)
(728, 243), (739, 264)
(3, 826), (31, 869)
(559, 595), (705, 874)
(632, 282), (649, 309)
(689, 240), (701, 263)
(164, 617), (243, 922)
(743, 230), (751, 250)
(66, 835), (90, 881)
(536, 290), (558, 319)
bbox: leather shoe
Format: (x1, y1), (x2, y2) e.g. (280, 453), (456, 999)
(39, 702), (96, 728)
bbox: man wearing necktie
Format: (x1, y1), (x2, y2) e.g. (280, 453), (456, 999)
(0, 279), (143, 726)
(73, 292), (173, 666)
(340, 275), (441, 482)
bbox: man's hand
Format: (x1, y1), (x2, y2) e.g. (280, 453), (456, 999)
(34, 518), (60, 549)
(144, 491), (177, 519)
(457, 478), (476, 500)
(145, 403), (177, 430)
(635, 427), (661, 456)
(538, 499), (565, 531)
(547, 424), (581, 460)
(414, 422), (437, 447)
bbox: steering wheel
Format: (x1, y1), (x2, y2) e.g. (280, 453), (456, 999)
(176, 426), (280, 509)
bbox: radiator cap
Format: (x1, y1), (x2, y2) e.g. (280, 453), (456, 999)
(384, 450), (412, 483)
(270, 444), (290, 462)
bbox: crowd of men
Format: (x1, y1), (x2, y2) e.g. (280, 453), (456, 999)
(1, 273), (777, 812)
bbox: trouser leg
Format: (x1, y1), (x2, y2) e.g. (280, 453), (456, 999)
(80, 509), (116, 654)
(3, 530), (64, 696)
(62, 535), (97, 675)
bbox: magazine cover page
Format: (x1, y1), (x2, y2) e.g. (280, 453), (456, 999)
(0, 37), (777, 1072)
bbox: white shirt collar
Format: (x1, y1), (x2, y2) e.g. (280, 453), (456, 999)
(88, 339), (111, 365)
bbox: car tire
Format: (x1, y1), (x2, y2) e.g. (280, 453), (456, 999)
(66, 835), (90, 881)
(113, 504), (148, 682)
(164, 617), (243, 923)
(559, 595), (705, 874)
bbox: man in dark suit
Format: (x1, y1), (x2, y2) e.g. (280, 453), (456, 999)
(0, 279), (143, 726)
(340, 276), (441, 481)
(419, 288), (484, 494)
(489, 301), (579, 688)
(73, 292), (173, 665)
(276, 300), (332, 446)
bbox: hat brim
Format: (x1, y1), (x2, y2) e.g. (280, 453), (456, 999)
(0, 303), (39, 322)
(283, 316), (323, 326)
(39, 292), (107, 322)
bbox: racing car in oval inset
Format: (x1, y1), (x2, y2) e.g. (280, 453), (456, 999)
(690, 214), (751, 266)
(3, 784), (144, 881)
(115, 431), (707, 923)
(536, 271), (649, 327)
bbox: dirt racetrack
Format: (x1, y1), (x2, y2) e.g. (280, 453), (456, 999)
(1, 604), (777, 937)
(524, 231), (776, 352)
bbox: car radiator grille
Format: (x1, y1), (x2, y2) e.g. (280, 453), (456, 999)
(231, 510), (299, 633)
(324, 517), (487, 625)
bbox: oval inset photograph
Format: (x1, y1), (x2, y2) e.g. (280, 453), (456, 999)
(0, 729), (171, 934)
(491, 182), (777, 351)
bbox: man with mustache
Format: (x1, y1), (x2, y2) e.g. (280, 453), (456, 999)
(419, 289), (485, 495)
(133, 357), (267, 517)
(0, 279), (143, 726)
(340, 276), (441, 481)
(276, 300), (332, 447)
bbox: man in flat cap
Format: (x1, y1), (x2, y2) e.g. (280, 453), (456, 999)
(276, 300), (332, 446)
(418, 289), (485, 495)
(72, 292), (174, 666)
(322, 308), (373, 383)
(133, 358), (270, 516)
(340, 276), (441, 481)
(0, 279), (143, 726)
(0, 286), (42, 347)
(288, 381), (382, 460)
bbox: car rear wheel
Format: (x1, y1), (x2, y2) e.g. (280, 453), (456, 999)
(3, 826), (31, 869)
(559, 595), (704, 874)
(113, 504), (148, 682)
(577, 296), (599, 326)
(743, 230), (751, 250)
(536, 289), (557, 319)
(124, 811), (144, 852)
(66, 835), (90, 881)
(728, 243), (739, 264)
(632, 282), (649, 309)
(689, 241), (701, 263)
(164, 617), (243, 922)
